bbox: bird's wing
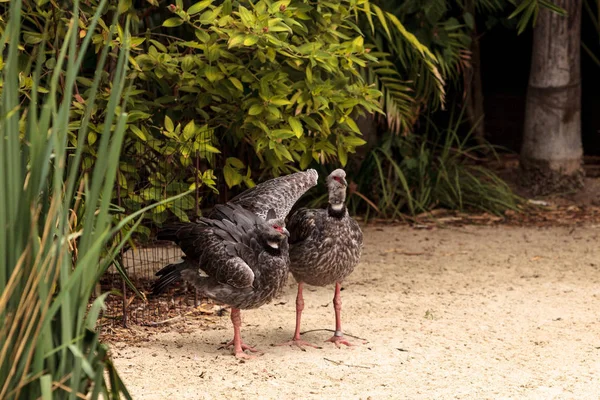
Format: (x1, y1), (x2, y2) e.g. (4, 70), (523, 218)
(156, 223), (212, 261)
(287, 207), (325, 245)
(211, 169), (318, 220)
(200, 203), (264, 286)
(213, 255), (255, 288)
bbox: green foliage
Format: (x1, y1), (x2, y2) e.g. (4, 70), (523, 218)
(360, 0), (568, 133)
(345, 107), (520, 219)
(139, 0), (382, 172)
(0, 0), (136, 397)
(507, 0), (566, 34)
(9, 0), (383, 227)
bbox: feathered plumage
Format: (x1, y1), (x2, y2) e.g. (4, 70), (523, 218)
(211, 169), (318, 220)
(288, 169), (362, 286)
(280, 169), (363, 348)
(153, 203), (289, 310)
(152, 169), (319, 358)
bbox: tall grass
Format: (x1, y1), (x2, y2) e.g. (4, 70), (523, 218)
(345, 107), (520, 220)
(0, 1), (157, 398)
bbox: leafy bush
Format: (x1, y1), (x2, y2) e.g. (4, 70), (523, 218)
(7, 0), (385, 230)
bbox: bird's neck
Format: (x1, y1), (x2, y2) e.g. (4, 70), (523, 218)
(327, 202), (346, 219)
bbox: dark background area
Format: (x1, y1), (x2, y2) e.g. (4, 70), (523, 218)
(480, 14), (600, 156)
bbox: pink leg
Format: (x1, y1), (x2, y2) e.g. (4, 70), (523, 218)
(222, 308), (262, 359)
(277, 282), (320, 349)
(325, 282), (353, 347)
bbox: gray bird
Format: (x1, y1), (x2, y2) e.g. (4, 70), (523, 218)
(280, 169), (364, 348)
(152, 203), (290, 359)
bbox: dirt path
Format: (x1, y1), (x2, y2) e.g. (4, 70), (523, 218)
(111, 224), (600, 399)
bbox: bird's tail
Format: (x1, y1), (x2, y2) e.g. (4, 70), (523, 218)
(155, 224), (187, 242)
(151, 260), (189, 295)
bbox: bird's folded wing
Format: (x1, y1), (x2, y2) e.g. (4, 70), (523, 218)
(215, 256), (255, 288)
(287, 208), (324, 244)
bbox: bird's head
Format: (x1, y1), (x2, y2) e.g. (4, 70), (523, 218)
(258, 209), (289, 250)
(326, 168), (347, 209)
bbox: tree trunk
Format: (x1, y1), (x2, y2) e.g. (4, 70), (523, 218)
(520, 0), (583, 195)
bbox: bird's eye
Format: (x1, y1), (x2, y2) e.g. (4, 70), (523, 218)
(272, 225), (281, 231)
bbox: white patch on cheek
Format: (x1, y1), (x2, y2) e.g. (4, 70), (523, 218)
(331, 203), (344, 211)
(267, 241), (279, 249)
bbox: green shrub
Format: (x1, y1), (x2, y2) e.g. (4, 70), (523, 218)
(7, 0), (385, 229)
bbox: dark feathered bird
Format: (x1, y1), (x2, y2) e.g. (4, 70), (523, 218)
(280, 169), (363, 348)
(211, 169), (319, 220)
(152, 203), (290, 359)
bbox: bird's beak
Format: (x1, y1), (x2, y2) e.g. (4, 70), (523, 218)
(283, 227), (290, 237)
(342, 178), (348, 186)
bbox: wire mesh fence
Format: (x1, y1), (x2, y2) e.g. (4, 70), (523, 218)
(98, 138), (227, 332)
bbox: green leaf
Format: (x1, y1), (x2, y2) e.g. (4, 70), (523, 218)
(229, 77), (244, 91)
(228, 34), (245, 48)
(238, 6), (255, 26)
(202, 144), (221, 153)
(165, 115), (174, 132)
(204, 65), (223, 82)
(149, 39), (168, 52)
(182, 55), (195, 72)
(338, 144), (348, 167)
(188, 0), (213, 15)
(344, 117), (361, 134)
(464, 12), (474, 30)
(223, 164), (243, 187)
(163, 17), (184, 27)
(130, 125), (147, 141)
(351, 36), (364, 51)
(195, 29), (211, 43)
(223, 0), (232, 15)
(344, 136), (367, 147)
(118, 0), (132, 14)
(227, 157), (245, 168)
(23, 32), (43, 44)
(270, 97), (292, 106)
(183, 120), (196, 140)
(300, 150), (313, 169)
(270, 129), (296, 140)
(372, 4), (391, 40)
(288, 116), (303, 138)
(302, 115), (321, 132)
(274, 144), (294, 161)
(306, 65), (313, 83)
(248, 104), (264, 115)
(243, 35), (259, 46)
(170, 205), (191, 222)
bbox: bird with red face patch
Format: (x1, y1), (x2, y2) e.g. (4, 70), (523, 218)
(152, 169), (318, 359)
(279, 169), (364, 349)
(152, 203), (290, 359)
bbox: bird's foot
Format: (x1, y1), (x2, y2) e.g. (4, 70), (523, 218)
(325, 331), (353, 348)
(276, 337), (322, 350)
(234, 350), (259, 360)
(220, 339), (263, 358)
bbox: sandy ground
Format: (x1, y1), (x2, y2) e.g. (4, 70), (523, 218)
(111, 224), (600, 399)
